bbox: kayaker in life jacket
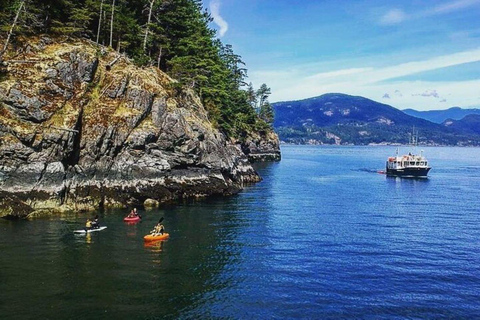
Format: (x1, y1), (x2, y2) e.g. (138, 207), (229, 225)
(151, 222), (165, 235)
(85, 219), (92, 231)
(128, 209), (135, 218)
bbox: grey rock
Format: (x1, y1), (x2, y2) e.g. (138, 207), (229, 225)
(5, 85), (51, 123)
(0, 39), (278, 219)
(106, 75), (129, 98)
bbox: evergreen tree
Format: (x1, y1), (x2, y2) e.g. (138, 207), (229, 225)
(0, 0), (274, 139)
(259, 101), (274, 125)
(246, 83), (257, 111)
(0, 0), (25, 59)
(95, 0), (104, 43)
(256, 84), (274, 126)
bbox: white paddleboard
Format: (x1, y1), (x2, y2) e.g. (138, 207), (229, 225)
(73, 226), (107, 234)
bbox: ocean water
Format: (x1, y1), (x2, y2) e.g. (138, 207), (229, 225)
(1, 145), (480, 319)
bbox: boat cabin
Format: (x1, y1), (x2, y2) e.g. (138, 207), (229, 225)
(386, 154), (429, 170)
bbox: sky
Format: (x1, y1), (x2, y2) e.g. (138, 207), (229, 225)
(204, 0), (480, 111)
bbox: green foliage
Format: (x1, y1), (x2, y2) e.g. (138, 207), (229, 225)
(0, 0), (274, 140)
(259, 102), (274, 124)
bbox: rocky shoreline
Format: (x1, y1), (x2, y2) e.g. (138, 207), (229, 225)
(0, 37), (280, 219)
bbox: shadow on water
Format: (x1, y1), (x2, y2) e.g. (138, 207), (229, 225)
(0, 194), (256, 319)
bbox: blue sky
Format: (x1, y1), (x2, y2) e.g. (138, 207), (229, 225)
(205, 0), (480, 110)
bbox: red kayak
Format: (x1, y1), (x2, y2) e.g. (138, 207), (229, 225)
(123, 216), (141, 222)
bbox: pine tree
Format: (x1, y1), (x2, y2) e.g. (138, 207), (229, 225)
(0, 0), (274, 140)
(257, 84), (274, 126)
(143, 0), (155, 51)
(109, 0), (115, 47)
(95, 0), (104, 43)
(246, 83), (257, 111)
(0, 0), (25, 59)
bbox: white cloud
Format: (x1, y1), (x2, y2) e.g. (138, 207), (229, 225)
(305, 68), (372, 81)
(359, 48), (480, 83)
(250, 48), (480, 109)
(412, 89), (440, 98)
(210, 0), (228, 37)
(432, 0), (480, 14)
(379, 0), (480, 25)
(379, 9), (407, 25)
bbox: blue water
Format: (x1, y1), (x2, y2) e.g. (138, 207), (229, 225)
(1, 145), (480, 319)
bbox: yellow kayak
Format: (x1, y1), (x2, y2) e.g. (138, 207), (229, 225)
(144, 233), (169, 242)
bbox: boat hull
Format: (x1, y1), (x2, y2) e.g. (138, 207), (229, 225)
(144, 233), (169, 242)
(124, 216), (140, 222)
(386, 167), (431, 178)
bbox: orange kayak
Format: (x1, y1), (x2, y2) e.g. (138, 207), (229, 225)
(144, 233), (169, 242)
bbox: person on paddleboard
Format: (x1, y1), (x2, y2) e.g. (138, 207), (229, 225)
(91, 215), (100, 229)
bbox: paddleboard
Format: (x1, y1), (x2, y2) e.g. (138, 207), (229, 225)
(73, 226), (107, 234)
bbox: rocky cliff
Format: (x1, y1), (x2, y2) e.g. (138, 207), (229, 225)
(242, 130), (281, 162)
(0, 37), (279, 219)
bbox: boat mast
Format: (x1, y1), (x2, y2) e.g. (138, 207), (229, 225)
(411, 126), (418, 154)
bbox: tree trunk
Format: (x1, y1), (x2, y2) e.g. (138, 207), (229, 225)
(96, 0), (104, 44)
(143, 0), (155, 51)
(109, 0), (115, 48)
(1, 0), (25, 58)
(157, 46), (162, 69)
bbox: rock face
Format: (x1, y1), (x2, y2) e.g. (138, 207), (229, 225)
(242, 130), (281, 162)
(0, 37), (277, 218)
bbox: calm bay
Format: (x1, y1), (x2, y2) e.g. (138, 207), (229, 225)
(1, 145), (480, 319)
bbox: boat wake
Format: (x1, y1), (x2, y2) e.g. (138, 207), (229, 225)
(352, 168), (383, 174)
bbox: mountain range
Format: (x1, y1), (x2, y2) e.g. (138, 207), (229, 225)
(403, 107), (480, 124)
(272, 93), (480, 146)
(443, 114), (480, 135)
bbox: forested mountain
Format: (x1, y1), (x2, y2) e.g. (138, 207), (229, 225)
(273, 93), (480, 146)
(403, 107), (480, 124)
(443, 114), (480, 135)
(0, 0), (274, 140)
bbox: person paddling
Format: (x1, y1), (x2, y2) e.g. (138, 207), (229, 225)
(91, 215), (100, 229)
(151, 218), (165, 235)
